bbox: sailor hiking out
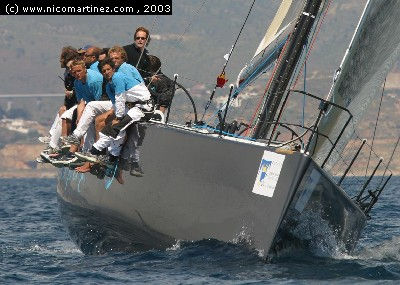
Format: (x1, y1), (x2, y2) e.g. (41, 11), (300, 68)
(42, 59), (104, 164)
(60, 46), (143, 157)
(38, 26), (171, 181)
(75, 57), (153, 166)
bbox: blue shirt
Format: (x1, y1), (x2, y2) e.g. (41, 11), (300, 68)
(74, 69), (103, 102)
(89, 61), (99, 72)
(106, 71), (136, 104)
(117, 62), (143, 84)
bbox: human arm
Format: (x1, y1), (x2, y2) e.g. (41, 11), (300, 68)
(76, 100), (86, 124)
(112, 75), (127, 119)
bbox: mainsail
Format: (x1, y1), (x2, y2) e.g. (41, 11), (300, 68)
(312, 0), (400, 169)
(233, 0), (304, 98)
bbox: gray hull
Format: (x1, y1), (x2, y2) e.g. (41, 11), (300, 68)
(57, 123), (366, 256)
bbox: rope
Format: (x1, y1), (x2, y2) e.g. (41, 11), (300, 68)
(193, 124), (255, 141)
(365, 77), (386, 177)
(200, 0), (256, 121)
(268, 0), (332, 140)
(105, 162), (119, 190)
(77, 173), (85, 193)
(244, 36), (293, 136)
(206, 41), (286, 127)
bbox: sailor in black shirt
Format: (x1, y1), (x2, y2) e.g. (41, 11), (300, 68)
(123, 26), (151, 78)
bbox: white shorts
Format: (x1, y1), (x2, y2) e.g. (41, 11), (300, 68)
(60, 105), (77, 120)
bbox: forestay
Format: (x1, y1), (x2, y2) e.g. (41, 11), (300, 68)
(233, 0), (305, 97)
(312, 0), (400, 169)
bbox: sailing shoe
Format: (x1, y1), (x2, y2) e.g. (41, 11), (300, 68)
(36, 156), (48, 164)
(40, 147), (61, 162)
(59, 135), (79, 151)
(130, 162), (144, 177)
(74, 152), (100, 163)
(74, 152), (115, 167)
(64, 134), (80, 145)
(38, 136), (51, 144)
(49, 152), (78, 167)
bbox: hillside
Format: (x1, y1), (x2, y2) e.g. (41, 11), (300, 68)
(0, 0), (366, 94)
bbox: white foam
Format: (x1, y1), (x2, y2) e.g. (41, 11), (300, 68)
(355, 236), (400, 261)
(231, 225), (254, 246)
(27, 241), (82, 255)
(167, 240), (182, 251)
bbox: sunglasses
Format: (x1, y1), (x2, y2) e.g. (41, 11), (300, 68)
(135, 37), (147, 40)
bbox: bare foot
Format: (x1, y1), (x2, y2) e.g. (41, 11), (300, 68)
(75, 162), (92, 173)
(116, 170), (124, 184)
(69, 144), (79, 153)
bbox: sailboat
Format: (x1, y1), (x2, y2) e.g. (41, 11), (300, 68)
(56, 0), (398, 256)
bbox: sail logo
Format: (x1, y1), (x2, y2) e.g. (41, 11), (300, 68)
(252, 151), (285, 197)
(259, 160), (272, 182)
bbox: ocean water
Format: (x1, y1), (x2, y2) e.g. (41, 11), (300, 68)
(1, 177), (400, 284)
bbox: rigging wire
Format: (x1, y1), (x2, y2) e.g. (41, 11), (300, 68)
(245, 0), (332, 138)
(379, 133), (400, 185)
(365, 77), (386, 177)
(146, 0), (208, 88)
(302, 44), (307, 129)
(302, 44), (307, 148)
(136, 16), (159, 70)
(244, 39), (292, 136)
(291, 0), (333, 88)
(267, 0), (333, 141)
(200, 0), (257, 122)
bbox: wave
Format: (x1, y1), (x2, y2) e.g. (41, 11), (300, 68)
(356, 236), (400, 262)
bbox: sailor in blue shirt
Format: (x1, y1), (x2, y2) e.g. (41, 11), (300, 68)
(70, 60), (103, 149)
(83, 46), (101, 71)
(106, 70), (133, 104)
(109, 46), (142, 82)
(75, 57), (153, 167)
(117, 62), (142, 81)
(49, 59), (106, 165)
(92, 46), (145, 135)
(60, 59), (113, 155)
(89, 60), (99, 71)
(73, 67), (103, 103)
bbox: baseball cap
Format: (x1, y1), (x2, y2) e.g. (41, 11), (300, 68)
(78, 44), (92, 54)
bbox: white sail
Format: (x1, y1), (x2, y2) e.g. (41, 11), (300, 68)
(233, 0), (305, 97)
(253, 0), (294, 57)
(312, 0), (400, 169)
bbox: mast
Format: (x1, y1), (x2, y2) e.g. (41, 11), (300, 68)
(252, 0), (323, 140)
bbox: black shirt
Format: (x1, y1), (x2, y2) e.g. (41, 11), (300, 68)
(123, 43), (151, 78)
(147, 73), (175, 107)
(64, 70), (77, 109)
